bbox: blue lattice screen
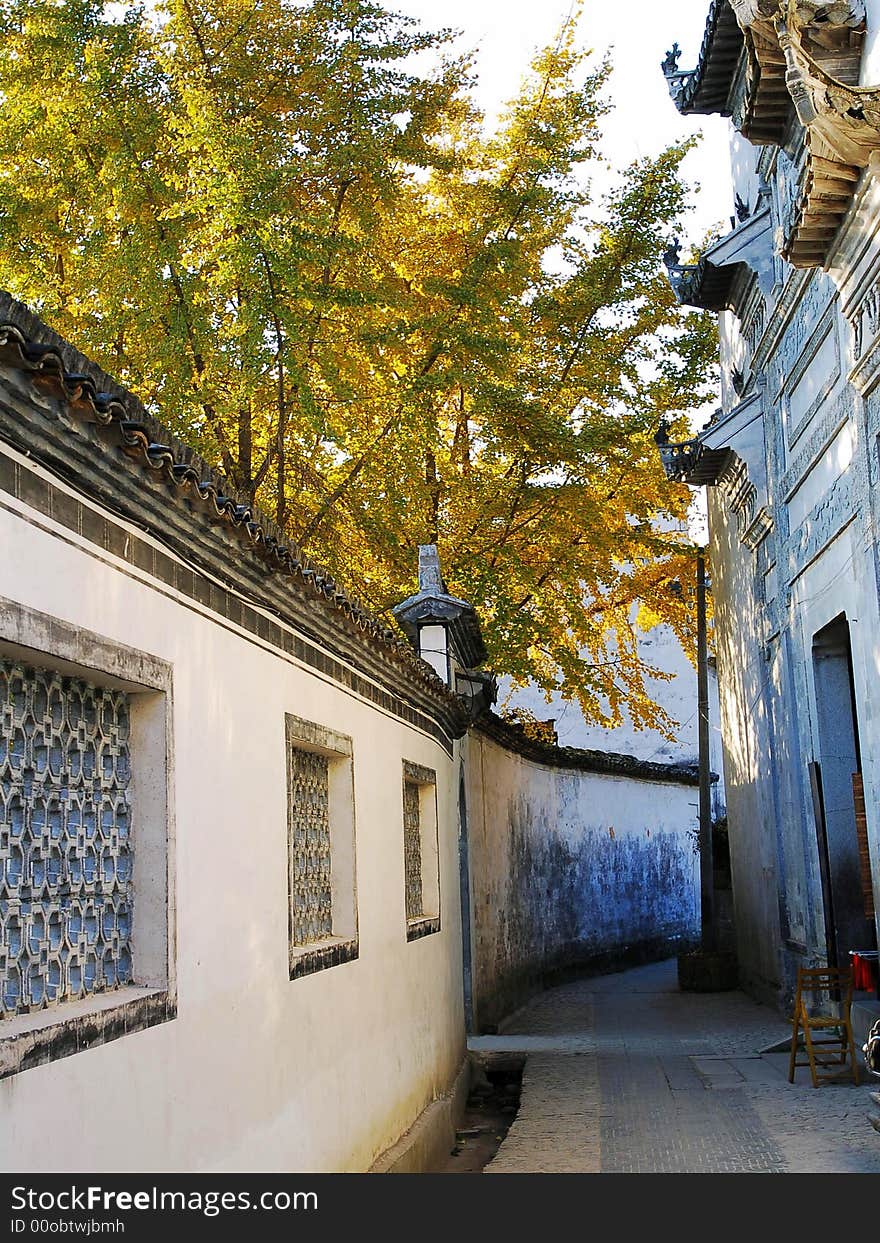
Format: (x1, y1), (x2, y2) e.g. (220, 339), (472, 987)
(0, 658), (133, 1018)
(289, 747), (333, 945)
(403, 781), (423, 921)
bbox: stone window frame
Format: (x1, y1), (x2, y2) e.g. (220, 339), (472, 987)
(0, 596), (175, 1080)
(402, 760), (440, 943)
(780, 308), (841, 454)
(285, 714), (358, 980)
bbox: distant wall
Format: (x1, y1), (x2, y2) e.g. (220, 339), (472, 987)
(498, 623), (726, 817)
(464, 720), (701, 1032)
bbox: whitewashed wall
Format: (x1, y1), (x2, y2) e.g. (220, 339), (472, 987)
(499, 624), (725, 776)
(0, 445), (465, 1173)
(702, 70), (880, 1004)
(464, 729), (700, 1031)
(862, 0), (880, 84)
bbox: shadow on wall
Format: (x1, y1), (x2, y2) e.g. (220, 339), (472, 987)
(465, 728), (701, 1033)
(711, 483), (879, 1011)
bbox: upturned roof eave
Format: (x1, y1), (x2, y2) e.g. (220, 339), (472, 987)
(666, 0), (745, 117)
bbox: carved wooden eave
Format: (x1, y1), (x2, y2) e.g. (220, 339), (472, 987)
(774, 3), (875, 264)
(780, 26), (878, 163)
(666, 1), (866, 130)
(657, 437), (733, 485)
(661, 0), (789, 138)
(703, 198), (776, 294)
(665, 1), (874, 267)
(660, 434), (772, 546)
(659, 391), (773, 549)
(782, 134), (861, 265)
(736, 15), (791, 142)
(729, 2), (865, 142)
(664, 252), (743, 313)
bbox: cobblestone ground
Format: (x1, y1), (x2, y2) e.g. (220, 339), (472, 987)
(472, 960), (880, 1174)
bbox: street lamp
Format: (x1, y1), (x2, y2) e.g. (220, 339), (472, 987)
(696, 547), (715, 955)
(655, 426), (737, 989)
(392, 545), (497, 721)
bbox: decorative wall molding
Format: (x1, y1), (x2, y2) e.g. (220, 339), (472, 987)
(847, 269), (880, 392)
(719, 454), (775, 547)
(744, 295), (769, 357)
(783, 311), (842, 447)
(760, 267), (833, 375)
(779, 383), (855, 497)
(784, 471), (857, 579)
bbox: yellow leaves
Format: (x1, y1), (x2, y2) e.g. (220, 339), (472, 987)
(0, 0), (718, 731)
(635, 600), (663, 632)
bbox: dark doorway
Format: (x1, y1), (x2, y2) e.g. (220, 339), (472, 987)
(811, 615), (876, 967)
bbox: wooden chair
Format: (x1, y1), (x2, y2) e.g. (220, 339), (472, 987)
(788, 967), (860, 1088)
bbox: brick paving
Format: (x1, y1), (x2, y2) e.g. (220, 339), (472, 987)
(472, 959), (880, 1174)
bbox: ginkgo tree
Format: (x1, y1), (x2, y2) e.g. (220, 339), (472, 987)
(0, 0), (718, 734)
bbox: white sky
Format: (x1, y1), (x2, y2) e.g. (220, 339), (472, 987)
(392, 0), (735, 248)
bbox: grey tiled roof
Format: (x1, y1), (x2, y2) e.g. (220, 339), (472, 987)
(476, 712), (704, 785)
(0, 292), (466, 715)
(667, 0), (744, 117)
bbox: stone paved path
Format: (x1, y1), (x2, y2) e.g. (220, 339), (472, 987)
(471, 960), (880, 1174)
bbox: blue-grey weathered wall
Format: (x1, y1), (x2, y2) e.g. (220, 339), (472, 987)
(465, 727), (700, 1031)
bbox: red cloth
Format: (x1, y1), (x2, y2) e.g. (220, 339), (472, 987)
(852, 952), (879, 992)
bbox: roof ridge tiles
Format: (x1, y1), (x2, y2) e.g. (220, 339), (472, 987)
(476, 711), (704, 785)
(667, 0), (744, 117)
(0, 291), (463, 719)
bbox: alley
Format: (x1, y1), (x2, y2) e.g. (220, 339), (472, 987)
(468, 961), (880, 1174)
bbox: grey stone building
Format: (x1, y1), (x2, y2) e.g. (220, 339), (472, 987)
(660, 0), (880, 1006)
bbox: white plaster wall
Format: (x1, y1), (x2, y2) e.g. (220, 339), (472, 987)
(0, 468), (465, 1172)
(862, 0), (880, 84)
(729, 131), (761, 220)
(709, 487), (786, 1002)
(720, 310), (745, 413)
(465, 731), (700, 1030)
(787, 421), (855, 529)
(499, 626), (725, 809)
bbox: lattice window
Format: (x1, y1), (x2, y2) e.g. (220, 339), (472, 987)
(0, 658), (133, 1019)
(402, 761), (439, 940)
(403, 781), (424, 921)
(289, 747), (333, 946)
